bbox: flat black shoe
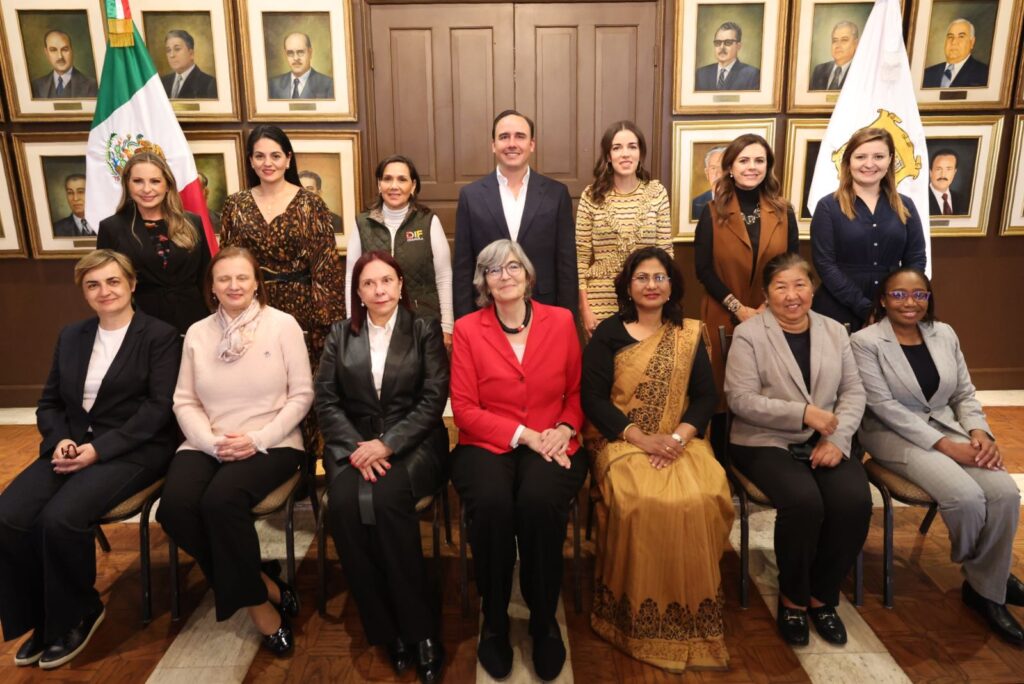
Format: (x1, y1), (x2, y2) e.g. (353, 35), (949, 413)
(39, 606), (105, 670)
(1007, 575), (1024, 606)
(386, 638), (411, 675)
(262, 562), (300, 617)
(532, 625), (566, 681)
(14, 630), (45, 666)
(261, 612), (294, 657)
(477, 628), (512, 680)
(416, 637), (445, 684)
(963, 580), (1024, 646)
(808, 605), (847, 645)
(776, 598), (809, 646)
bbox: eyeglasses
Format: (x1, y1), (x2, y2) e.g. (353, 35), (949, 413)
(713, 39), (738, 47)
(484, 261), (524, 278)
(887, 290), (931, 302)
(632, 273), (670, 285)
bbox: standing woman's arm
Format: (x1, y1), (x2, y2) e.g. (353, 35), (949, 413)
(429, 215), (454, 335)
(901, 196), (928, 272)
(811, 201), (873, 319)
(786, 207), (800, 253)
(306, 195), (347, 325)
(654, 181), (673, 253)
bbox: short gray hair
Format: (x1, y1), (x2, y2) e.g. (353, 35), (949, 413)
(832, 20), (860, 41)
(704, 145), (727, 167)
(946, 18), (975, 38)
(473, 239), (536, 308)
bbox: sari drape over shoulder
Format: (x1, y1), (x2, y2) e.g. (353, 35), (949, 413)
(586, 319), (734, 672)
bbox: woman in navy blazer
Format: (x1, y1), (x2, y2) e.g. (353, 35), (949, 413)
(0, 250), (179, 670)
(450, 239), (586, 681)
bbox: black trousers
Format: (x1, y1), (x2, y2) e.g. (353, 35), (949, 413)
(156, 448), (303, 621)
(730, 444), (872, 606)
(325, 459), (434, 645)
(451, 445), (587, 636)
(0, 457), (158, 643)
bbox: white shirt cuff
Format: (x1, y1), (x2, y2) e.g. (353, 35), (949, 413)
(511, 424), (526, 448)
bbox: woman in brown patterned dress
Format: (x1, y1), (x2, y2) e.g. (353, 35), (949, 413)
(220, 125), (346, 451)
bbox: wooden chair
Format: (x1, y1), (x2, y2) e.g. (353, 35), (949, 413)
(94, 477), (165, 624)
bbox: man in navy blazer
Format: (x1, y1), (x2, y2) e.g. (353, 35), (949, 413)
(30, 30), (98, 99)
(922, 18), (989, 88)
(809, 20), (859, 90)
(453, 110), (577, 319)
(161, 29), (217, 99)
(694, 22), (761, 91)
(927, 149), (968, 215)
(267, 32), (334, 99)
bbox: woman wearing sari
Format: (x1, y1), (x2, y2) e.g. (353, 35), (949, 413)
(581, 246), (734, 672)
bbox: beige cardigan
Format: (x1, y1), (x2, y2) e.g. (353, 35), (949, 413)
(173, 306), (313, 456)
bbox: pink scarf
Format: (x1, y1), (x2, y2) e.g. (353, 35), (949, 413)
(216, 299), (263, 362)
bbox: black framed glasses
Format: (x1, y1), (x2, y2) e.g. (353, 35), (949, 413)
(484, 261), (524, 278)
(713, 39), (738, 47)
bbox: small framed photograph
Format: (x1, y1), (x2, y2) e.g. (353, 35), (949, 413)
(921, 115), (1003, 237)
(909, 0), (1023, 110)
(133, 0), (240, 121)
(184, 131), (245, 236)
(1001, 115), (1024, 235)
(0, 135), (28, 258)
(782, 118), (830, 238)
(673, 0), (787, 113)
(786, 0), (886, 112)
(13, 132), (94, 258)
(240, 0), (357, 121)
(284, 130), (361, 250)
(670, 118), (777, 241)
(0, 0), (105, 121)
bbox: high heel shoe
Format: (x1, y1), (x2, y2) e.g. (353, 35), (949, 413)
(262, 561), (299, 617)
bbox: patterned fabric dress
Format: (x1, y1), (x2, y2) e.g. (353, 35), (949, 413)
(576, 179), (672, 321)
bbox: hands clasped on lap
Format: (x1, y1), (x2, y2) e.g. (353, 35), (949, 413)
(802, 405), (843, 469)
(51, 440), (99, 474)
(350, 439), (394, 482)
(520, 425), (573, 469)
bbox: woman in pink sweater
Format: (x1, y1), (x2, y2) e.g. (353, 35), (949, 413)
(157, 246), (313, 657)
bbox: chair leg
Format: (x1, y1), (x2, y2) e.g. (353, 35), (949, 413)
(140, 497), (156, 625)
(317, 498), (328, 617)
(585, 496), (595, 542)
(285, 495), (297, 587)
(169, 538), (180, 622)
(432, 500), (442, 591)
(441, 486), (452, 546)
(854, 550), (864, 607)
(739, 489), (750, 609)
(880, 486), (895, 609)
(919, 503), (938, 535)
(306, 469), (320, 521)
(95, 526), (111, 553)
(459, 507), (470, 617)
(573, 497), (582, 614)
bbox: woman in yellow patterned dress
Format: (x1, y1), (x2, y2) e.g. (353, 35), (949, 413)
(582, 247), (733, 672)
(577, 121), (672, 337)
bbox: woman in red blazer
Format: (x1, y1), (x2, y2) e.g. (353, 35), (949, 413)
(450, 239), (586, 682)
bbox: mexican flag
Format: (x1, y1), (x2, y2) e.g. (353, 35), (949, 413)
(85, 0), (218, 254)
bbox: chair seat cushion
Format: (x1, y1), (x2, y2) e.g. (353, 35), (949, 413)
(729, 465), (772, 506)
(864, 458), (935, 506)
(99, 478), (165, 522)
(253, 471), (301, 516)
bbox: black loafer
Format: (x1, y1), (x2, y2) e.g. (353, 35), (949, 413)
(386, 638), (411, 675)
(1007, 575), (1024, 607)
(261, 611), (294, 657)
(262, 561), (300, 618)
(14, 630), (45, 666)
(416, 637), (445, 684)
(808, 605), (847, 645)
(776, 598), (809, 646)
(477, 628), (513, 680)
(39, 606), (105, 670)
(963, 581), (1024, 646)
(532, 626), (567, 682)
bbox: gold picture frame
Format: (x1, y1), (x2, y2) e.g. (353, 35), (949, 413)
(283, 129), (362, 251)
(0, 134), (28, 257)
(184, 130), (245, 238)
(782, 118), (830, 238)
(1000, 115), (1024, 236)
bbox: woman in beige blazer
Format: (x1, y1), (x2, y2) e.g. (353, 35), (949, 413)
(851, 268), (1022, 646)
(724, 253), (869, 647)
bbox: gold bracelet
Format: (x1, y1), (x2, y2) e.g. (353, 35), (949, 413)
(621, 423), (638, 441)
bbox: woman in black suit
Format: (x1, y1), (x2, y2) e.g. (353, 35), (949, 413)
(314, 250), (449, 684)
(98, 151), (210, 334)
(0, 250), (180, 670)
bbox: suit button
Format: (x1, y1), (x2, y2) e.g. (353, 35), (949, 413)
(923, 407), (931, 413)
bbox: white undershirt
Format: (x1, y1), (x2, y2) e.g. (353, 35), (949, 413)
(496, 166), (531, 242)
(82, 323), (130, 412)
(367, 307), (398, 399)
(345, 206), (454, 333)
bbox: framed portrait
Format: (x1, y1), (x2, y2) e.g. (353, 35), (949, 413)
(921, 115), (1003, 237)
(0, 0), (105, 121)
(782, 119), (830, 238)
(999, 115), (1024, 236)
(673, 0), (787, 114)
(787, 0), (899, 112)
(284, 130), (361, 250)
(240, 0), (357, 121)
(133, 0), (240, 121)
(12, 132), (94, 258)
(670, 119), (776, 241)
(0, 135), (28, 258)
(184, 131), (245, 236)
(909, 0), (1023, 110)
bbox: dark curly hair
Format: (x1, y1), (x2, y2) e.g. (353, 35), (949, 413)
(614, 246), (684, 325)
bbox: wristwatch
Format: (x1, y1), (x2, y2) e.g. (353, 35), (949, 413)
(671, 433), (684, 444)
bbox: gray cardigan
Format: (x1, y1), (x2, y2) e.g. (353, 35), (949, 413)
(724, 309), (866, 456)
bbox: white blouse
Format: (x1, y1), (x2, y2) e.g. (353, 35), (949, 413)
(82, 323), (130, 412)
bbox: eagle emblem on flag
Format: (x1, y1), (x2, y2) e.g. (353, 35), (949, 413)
(104, 133), (166, 179)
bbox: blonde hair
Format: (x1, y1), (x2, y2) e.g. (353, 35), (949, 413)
(74, 249), (137, 287)
(834, 127), (910, 223)
(118, 151), (199, 250)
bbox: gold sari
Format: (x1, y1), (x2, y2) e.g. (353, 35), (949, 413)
(587, 319), (734, 672)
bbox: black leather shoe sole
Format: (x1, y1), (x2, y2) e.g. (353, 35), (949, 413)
(39, 607), (105, 670)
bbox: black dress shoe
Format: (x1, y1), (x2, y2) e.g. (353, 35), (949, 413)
(386, 638), (411, 675)
(532, 627), (567, 681)
(963, 580), (1024, 646)
(477, 628), (513, 680)
(14, 630), (45, 666)
(39, 606), (105, 670)
(261, 611), (294, 657)
(262, 561), (300, 617)
(1006, 575), (1024, 607)
(416, 637), (445, 684)
(808, 605), (847, 645)
(776, 598), (809, 646)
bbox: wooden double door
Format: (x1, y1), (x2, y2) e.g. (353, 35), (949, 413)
(367, 2), (661, 226)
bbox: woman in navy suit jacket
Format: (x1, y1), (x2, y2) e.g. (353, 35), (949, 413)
(450, 239), (586, 682)
(0, 250), (179, 670)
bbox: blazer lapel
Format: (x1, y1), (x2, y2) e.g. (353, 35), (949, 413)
(379, 308), (413, 408)
(74, 318), (100, 404)
(763, 311), (812, 402)
(480, 307), (524, 372)
(920, 323), (954, 404)
(483, 173), (511, 239)
(519, 301), (550, 369)
(756, 200), (783, 266)
(808, 313), (824, 397)
(349, 325), (378, 404)
(516, 171), (546, 243)
(722, 198), (753, 251)
(93, 314), (144, 409)
(877, 317), (929, 405)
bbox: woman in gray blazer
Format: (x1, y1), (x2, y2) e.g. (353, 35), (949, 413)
(725, 253), (870, 647)
(851, 268), (1022, 645)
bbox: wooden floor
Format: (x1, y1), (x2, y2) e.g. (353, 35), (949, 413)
(0, 406), (1021, 682)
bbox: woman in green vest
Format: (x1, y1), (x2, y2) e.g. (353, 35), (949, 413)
(345, 155), (453, 348)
